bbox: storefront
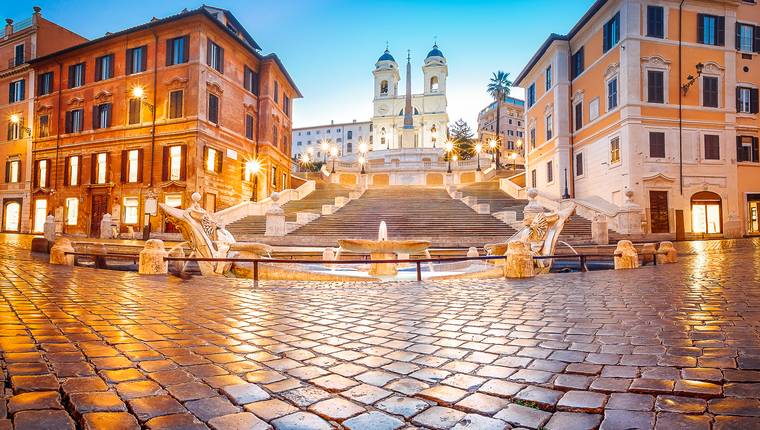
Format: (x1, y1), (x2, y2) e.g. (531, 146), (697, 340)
(747, 193), (760, 235)
(691, 191), (722, 235)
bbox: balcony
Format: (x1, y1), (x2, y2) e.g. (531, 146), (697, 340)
(2, 49), (32, 72)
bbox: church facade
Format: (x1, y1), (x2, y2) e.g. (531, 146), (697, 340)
(370, 46), (449, 150)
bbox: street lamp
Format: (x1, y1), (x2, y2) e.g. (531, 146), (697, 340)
(319, 139), (329, 164)
(131, 85), (154, 113)
(246, 159), (262, 202)
(9, 114), (32, 137)
(358, 140), (369, 174)
(488, 139), (497, 163)
(358, 155), (366, 175)
(682, 62), (705, 95)
(475, 143), (482, 171)
(511, 152), (518, 170)
(330, 145), (338, 173)
(444, 140), (454, 173)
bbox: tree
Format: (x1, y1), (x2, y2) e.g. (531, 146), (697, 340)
(449, 119), (475, 160)
(486, 71), (513, 167)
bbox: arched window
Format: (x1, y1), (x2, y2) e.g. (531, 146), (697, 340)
(380, 80), (389, 95)
(3, 201), (20, 232)
(430, 76), (439, 92)
(691, 191), (722, 234)
(347, 142), (353, 153)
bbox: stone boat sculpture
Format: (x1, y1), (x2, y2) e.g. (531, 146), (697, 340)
(160, 192), (378, 281)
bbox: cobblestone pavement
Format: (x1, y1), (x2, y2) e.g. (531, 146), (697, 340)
(1, 236), (760, 429)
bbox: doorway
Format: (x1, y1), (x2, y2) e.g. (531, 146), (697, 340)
(90, 194), (109, 237)
(747, 194), (760, 235)
(2, 199), (22, 232)
(691, 191), (722, 234)
(649, 191), (670, 233)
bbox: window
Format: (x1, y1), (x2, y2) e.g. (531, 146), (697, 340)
(347, 130), (353, 139)
(244, 66), (259, 94)
(94, 153), (108, 184)
(245, 114), (254, 140)
(123, 197), (139, 225)
(589, 98), (600, 121)
(14, 43), (25, 66)
(166, 35), (189, 65)
(9, 80), (25, 103)
(38, 72), (54, 96)
(128, 98), (141, 125)
(380, 80), (389, 95)
(65, 109), (84, 133)
(697, 14), (725, 46)
(5, 160), (20, 183)
(531, 169), (537, 188)
(272, 166), (278, 187)
(545, 65), (552, 91)
(647, 70), (664, 103)
(208, 94), (219, 124)
(607, 77), (618, 110)
(704, 134), (720, 160)
(545, 114), (553, 140)
(274, 81), (280, 103)
(207, 40), (224, 72)
(284, 95), (290, 116)
(529, 127), (536, 149)
(126, 46), (147, 74)
(546, 161), (553, 183)
(273, 126), (278, 147)
(205, 147), (222, 173)
(65, 198), (78, 226)
(647, 5), (665, 38)
(571, 47), (585, 79)
(574, 102), (583, 131)
(575, 152), (584, 177)
(68, 63), (85, 88)
(603, 12), (621, 52)
(36, 160), (48, 188)
(737, 136), (759, 162)
(610, 137), (621, 163)
(93, 103), (112, 129)
(649, 132), (665, 158)
(66, 156), (80, 186)
(169, 90), (183, 119)
(703, 76), (719, 108)
(33, 199), (47, 233)
(7, 120), (21, 141)
(527, 83), (536, 107)
(736, 87), (759, 114)
(168, 146), (184, 181)
(125, 149), (140, 183)
(347, 142), (353, 153)
(95, 54), (114, 81)
(737, 24), (755, 53)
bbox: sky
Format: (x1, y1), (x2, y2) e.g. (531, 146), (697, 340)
(7, 0), (595, 130)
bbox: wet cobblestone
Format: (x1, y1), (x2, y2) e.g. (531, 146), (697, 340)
(0, 237), (759, 428)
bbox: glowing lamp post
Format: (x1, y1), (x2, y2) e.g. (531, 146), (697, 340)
(488, 139), (498, 163)
(511, 152), (518, 170)
(320, 139), (329, 164)
(9, 114), (31, 137)
(330, 145), (338, 173)
(475, 143), (483, 171)
(444, 140), (454, 173)
(246, 159), (262, 202)
(358, 141), (369, 174)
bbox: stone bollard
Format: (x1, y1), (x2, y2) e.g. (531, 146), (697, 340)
(466, 247), (479, 258)
(656, 241), (678, 264)
(100, 214), (114, 239)
(43, 214), (56, 242)
(322, 247), (336, 269)
(265, 192), (286, 236)
(591, 214), (609, 245)
(139, 239), (168, 275)
(504, 241), (535, 278)
(50, 238), (75, 266)
(614, 240), (639, 270)
(640, 243), (656, 265)
(523, 188), (543, 222)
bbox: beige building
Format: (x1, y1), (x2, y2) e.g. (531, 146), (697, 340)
(477, 96), (525, 168)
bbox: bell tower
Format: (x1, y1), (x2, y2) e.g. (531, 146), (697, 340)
(373, 46), (399, 99)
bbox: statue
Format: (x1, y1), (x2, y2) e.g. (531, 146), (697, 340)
(614, 240), (639, 269)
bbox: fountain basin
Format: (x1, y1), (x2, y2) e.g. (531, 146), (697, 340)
(337, 239), (431, 276)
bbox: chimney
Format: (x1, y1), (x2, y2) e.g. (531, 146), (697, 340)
(32, 6), (41, 24)
(5, 18), (13, 37)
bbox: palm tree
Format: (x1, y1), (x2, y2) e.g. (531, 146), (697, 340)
(486, 71), (512, 168)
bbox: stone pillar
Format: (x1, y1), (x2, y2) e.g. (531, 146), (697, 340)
(49, 238), (74, 266)
(724, 213), (742, 239)
(591, 214), (609, 245)
(265, 192), (286, 236)
(523, 188), (543, 222)
(656, 241), (678, 264)
(139, 239), (168, 275)
(504, 241), (534, 278)
(466, 247), (479, 258)
(640, 243), (656, 265)
(43, 215), (56, 242)
(100, 214), (114, 239)
(614, 190), (643, 235)
(614, 240), (639, 270)
(322, 247), (336, 269)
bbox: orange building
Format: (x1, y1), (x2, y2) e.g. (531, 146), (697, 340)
(515, 0), (760, 239)
(28, 6), (300, 237)
(0, 7), (85, 233)
(477, 96), (526, 167)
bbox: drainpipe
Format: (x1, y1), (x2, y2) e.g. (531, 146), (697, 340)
(567, 44), (575, 199)
(53, 60), (63, 193)
(149, 29), (158, 188)
(678, 0), (686, 195)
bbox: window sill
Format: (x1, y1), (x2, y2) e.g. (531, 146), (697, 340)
(738, 161), (760, 166)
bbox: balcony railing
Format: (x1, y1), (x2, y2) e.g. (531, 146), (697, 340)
(3, 50), (32, 72)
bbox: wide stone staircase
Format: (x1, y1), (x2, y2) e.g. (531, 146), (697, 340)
(289, 186), (518, 247)
(226, 182), (354, 236)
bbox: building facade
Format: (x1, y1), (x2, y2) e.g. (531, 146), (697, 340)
(371, 46), (449, 150)
(515, 0), (760, 238)
(292, 120), (372, 163)
(0, 8), (85, 233)
(29, 6), (300, 236)
(477, 96), (526, 167)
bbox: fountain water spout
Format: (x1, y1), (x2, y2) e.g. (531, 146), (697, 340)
(378, 221), (388, 241)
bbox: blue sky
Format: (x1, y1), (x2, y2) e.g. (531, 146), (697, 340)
(8, 0), (595, 130)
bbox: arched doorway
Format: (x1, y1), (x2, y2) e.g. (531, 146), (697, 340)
(3, 200), (21, 232)
(691, 191), (722, 234)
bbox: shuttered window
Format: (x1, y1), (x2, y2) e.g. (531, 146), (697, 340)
(121, 149), (143, 183)
(571, 47), (585, 79)
(245, 114), (254, 140)
(126, 46), (147, 75)
(208, 94), (219, 124)
(703, 76), (719, 108)
(647, 6), (664, 38)
(575, 153), (584, 177)
(697, 14), (725, 46)
(8, 79), (25, 103)
(602, 12), (620, 52)
(93, 103), (112, 129)
(737, 136), (759, 163)
(647, 70), (664, 103)
(736, 87), (759, 114)
(649, 132), (666, 158)
(244, 66), (259, 94)
(68, 63), (85, 88)
(204, 147), (223, 173)
(169, 90), (183, 119)
(128, 98), (141, 125)
(65, 109), (84, 133)
(207, 39), (224, 73)
(166, 35), (189, 66)
(37, 72), (54, 96)
(94, 54), (114, 81)
(162, 145), (187, 181)
(704, 135), (720, 160)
